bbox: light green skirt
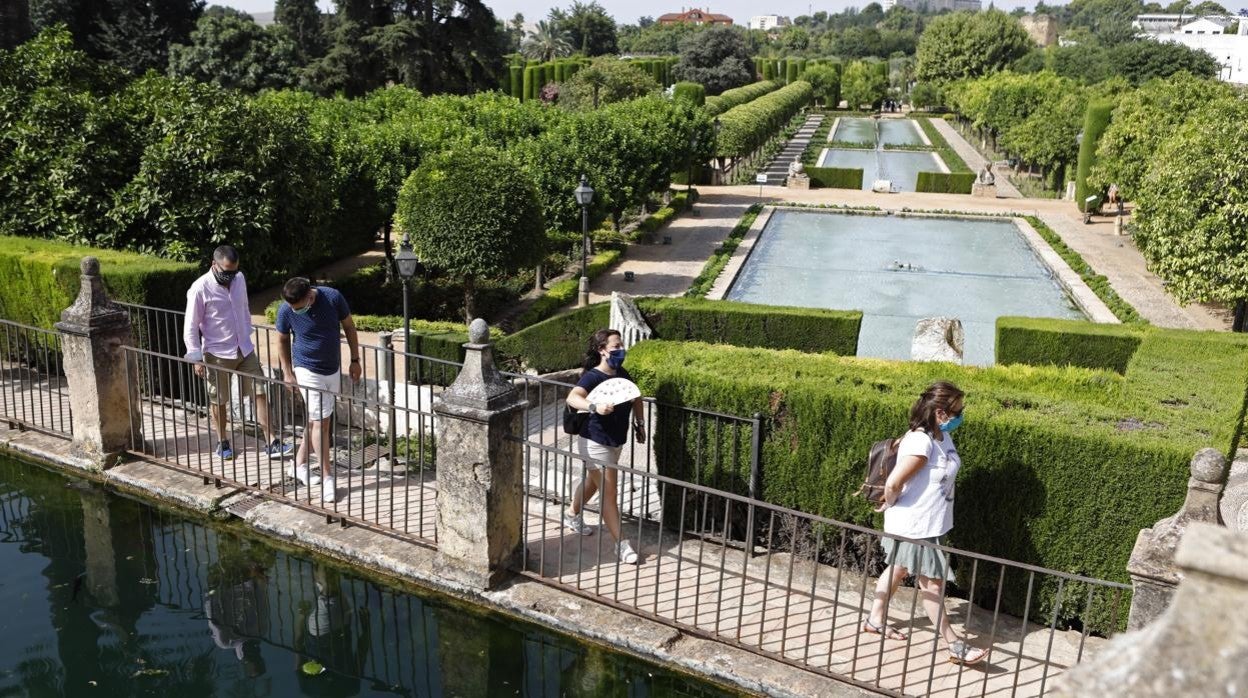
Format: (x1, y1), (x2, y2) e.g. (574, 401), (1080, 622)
(881, 535), (955, 582)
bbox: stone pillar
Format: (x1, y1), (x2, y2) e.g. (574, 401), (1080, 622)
(432, 319), (527, 589)
(608, 291), (653, 350)
(1125, 447), (1227, 630)
(1053, 523), (1248, 697)
(55, 257), (140, 469)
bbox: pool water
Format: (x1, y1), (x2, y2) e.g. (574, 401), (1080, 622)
(725, 210), (1084, 364)
(0, 456), (740, 697)
(821, 117), (944, 192)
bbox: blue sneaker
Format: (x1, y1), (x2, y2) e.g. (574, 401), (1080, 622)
(265, 439), (294, 459)
(215, 441), (234, 460)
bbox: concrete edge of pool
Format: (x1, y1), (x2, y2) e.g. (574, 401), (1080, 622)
(0, 425), (868, 698)
(707, 205), (1119, 328)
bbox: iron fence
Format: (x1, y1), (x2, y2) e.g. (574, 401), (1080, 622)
(122, 345), (439, 545)
(514, 437), (1129, 698)
(0, 319), (72, 438)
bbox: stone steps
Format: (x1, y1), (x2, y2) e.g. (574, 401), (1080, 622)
(759, 113), (825, 185)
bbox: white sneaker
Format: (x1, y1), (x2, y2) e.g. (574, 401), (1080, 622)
(321, 477), (337, 503)
(564, 514), (594, 536)
(616, 540), (639, 564)
(289, 464), (322, 486)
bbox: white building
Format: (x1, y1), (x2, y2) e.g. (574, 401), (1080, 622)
(1134, 13), (1234, 35)
(748, 15), (791, 31)
(1156, 25), (1248, 84)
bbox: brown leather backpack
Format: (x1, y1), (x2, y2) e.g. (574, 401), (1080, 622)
(858, 437), (901, 504)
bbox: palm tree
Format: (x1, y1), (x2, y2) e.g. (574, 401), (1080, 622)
(521, 20), (572, 62)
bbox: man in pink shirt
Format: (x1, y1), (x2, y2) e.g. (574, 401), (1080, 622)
(183, 245), (291, 461)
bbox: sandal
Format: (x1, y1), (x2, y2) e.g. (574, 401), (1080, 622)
(948, 640), (987, 666)
(862, 618), (907, 641)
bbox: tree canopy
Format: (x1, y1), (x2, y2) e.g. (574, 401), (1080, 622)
(557, 57), (659, 110)
(168, 8), (300, 93)
(548, 1), (617, 56)
(916, 10), (1033, 84)
(672, 26), (753, 96)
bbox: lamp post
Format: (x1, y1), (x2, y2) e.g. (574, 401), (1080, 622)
(711, 118), (723, 185)
(394, 236), (421, 355)
(574, 174), (594, 308)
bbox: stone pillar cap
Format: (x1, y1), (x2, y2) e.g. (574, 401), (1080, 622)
(438, 319), (520, 412)
(55, 256), (129, 336)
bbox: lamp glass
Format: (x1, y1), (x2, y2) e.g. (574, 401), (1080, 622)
(395, 247), (420, 280)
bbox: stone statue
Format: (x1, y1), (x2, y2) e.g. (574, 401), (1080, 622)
(788, 155), (805, 177)
(977, 165), (995, 185)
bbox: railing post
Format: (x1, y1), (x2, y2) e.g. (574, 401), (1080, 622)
(432, 319), (527, 589)
(745, 411), (764, 555)
(54, 257), (140, 469)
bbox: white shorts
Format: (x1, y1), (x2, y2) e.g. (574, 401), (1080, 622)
(577, 437), (622, 471)
(294, 367), (340, 421)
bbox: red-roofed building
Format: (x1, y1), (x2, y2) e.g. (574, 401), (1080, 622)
(657, 8), (734, 26)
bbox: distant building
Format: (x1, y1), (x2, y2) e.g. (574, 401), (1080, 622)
(748, 15), (791, 31)
(1134, 13), (1234, 35)
(1155, 20), (1248, 84)
(1020, 14), (1058, 47)
(251, 11), (275, 27)
(882, 0), (981, 12)
(657, 8), (734, 26)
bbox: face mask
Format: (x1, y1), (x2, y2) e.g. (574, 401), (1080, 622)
(606, 348), (626, 369)
(212, 267), (239, 286)
(292, 305), (311, 316)
(939, 414), (964, 434)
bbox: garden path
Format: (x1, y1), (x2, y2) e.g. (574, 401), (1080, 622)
(927, 118), (1024, 199)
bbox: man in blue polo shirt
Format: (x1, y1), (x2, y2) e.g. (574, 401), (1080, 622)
(276, 278), (362, 503)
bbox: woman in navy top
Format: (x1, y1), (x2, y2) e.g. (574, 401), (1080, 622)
(563, 329), (646, 564)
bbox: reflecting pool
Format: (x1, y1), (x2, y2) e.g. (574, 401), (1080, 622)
(821, 118), (945, 192)
(725, 210), (1084, 364)
(0, 456), (739, 697)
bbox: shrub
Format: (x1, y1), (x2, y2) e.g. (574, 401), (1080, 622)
(703, 79), (781, 116)
(915, 171), (977, 194)
(636, 297), (861, 355)
(996, 317), (1143, 373)
(1075, 100), (1113, 212)
(625, 333), (1248, 629)
(0, 236), (198, 328)
(513, 249), (623, 328)
(672, 81), (706, 107)
(806, 167), (863, 189)
(496, 303), (611, 374)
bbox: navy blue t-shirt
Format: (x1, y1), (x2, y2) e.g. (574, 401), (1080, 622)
(276, 286), (350, 376)
(577, 367), (634, 447)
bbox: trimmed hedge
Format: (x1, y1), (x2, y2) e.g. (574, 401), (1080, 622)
(496, 297), (862, 373)
(996, 317), (1143, 374)
(0, 236), (198, 328)
(807, 167), (863, 189)
(625, 332), (1248, 630)
(915, 171), (976, 194)
(636, 297), (861, 355)
(1076, 100), (1114, 212)
(632, 191), (692, 240)
(513, 249), (623, 329)
(672, 82), (706, 107)
(917, 118), (972, 174)
(1025, 216), (1143, 324)
(703, 80), (782, 117)
(715, 82), (813, 159)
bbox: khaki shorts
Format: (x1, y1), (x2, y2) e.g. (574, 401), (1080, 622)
(203, 351), (265, 406)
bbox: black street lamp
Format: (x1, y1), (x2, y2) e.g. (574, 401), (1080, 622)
(574, 174), (594, 308)
(394, 235), (421, 354)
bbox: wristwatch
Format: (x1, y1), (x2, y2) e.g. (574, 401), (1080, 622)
(587, 401), (597, 414)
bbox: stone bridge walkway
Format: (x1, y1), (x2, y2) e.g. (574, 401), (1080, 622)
(1, 368), (1112, 698)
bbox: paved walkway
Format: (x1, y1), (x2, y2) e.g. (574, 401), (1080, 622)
(927, 118), (1023, 199)
(0, 372), (1117, 698)
(587, 192), (754, 303)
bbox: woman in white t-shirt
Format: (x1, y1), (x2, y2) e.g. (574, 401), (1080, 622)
(861, 381), (987, 666)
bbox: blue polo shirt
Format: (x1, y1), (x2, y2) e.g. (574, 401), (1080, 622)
(276, 286), (350, 376)
(577, 367), (634, 447)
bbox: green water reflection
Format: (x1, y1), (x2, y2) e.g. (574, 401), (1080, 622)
(0, 456), (741, 697)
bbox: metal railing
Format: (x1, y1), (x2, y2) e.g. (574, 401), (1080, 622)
(122, 345), (440, 545)
(514, 438), (1129, 698)
(0, 319), (72, 438)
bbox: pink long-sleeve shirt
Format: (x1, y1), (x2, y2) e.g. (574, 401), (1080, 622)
(183, 271), (255, 362)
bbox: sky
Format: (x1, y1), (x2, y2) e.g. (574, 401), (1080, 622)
(220, 0), (1047, 25)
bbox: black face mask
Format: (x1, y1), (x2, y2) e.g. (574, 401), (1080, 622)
(213, 267), (239, 286)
